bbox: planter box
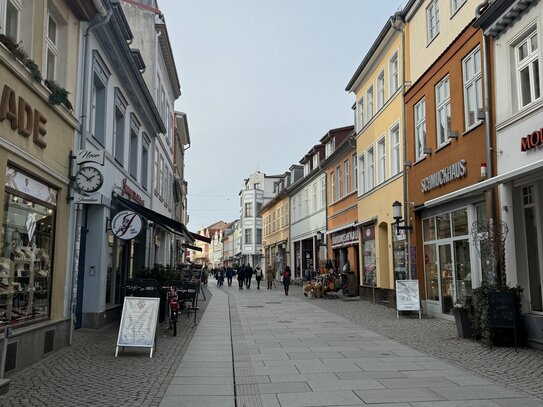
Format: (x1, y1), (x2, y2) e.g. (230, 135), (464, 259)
(454, 307), (472, 338)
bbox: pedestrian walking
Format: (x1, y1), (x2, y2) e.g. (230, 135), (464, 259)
(238, 265), (245, 290)
(226, 267), (233, 286)
(202, 266), (209, 287)
(245, 264), (253, 289)
(218, 268), (225, 286)
(255, 265), (263, 290)
(282, 266), (291, 296)
(266, 266), (274, 290)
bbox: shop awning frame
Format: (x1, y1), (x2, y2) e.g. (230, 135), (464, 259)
(423, 158), (543, 210)
(181, 243), (202, 252)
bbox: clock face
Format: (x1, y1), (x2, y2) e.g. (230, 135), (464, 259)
(75, 167), (104, 193)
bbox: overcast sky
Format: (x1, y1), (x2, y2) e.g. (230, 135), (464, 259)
(160, 0), (405, 230)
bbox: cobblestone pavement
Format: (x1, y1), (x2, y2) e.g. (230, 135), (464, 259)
(289, 286), (543, 400)
(0, 288), (211, 407)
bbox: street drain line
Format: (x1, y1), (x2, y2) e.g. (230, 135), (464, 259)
(227, 292), (263, 407)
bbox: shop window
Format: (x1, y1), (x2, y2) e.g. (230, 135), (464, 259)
(436, 213), (451, 239)
(1, 169), (56, 328)
(414, 98), (426, 161)
(424, 243), (439, 301)
(423, 217), (436, 241)
(516, 30), (540, 109)
(436, 76), (451, 147)
(392, 230), (406, 280)
(463, 46), (482, 130)
(452, 208), (468, 236)
(362, 225), (376, 286)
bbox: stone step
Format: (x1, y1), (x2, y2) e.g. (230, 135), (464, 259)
(0, 379), (10, 395)
(528, 338), (543, 350)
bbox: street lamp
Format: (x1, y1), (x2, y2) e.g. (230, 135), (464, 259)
(392, 201), (412, 235)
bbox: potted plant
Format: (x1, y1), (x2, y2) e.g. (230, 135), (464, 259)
(453, 297), (473, 338)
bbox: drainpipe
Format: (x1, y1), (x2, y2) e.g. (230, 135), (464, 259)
(390, 13), (410, 280)
(69, 0), (112, 346)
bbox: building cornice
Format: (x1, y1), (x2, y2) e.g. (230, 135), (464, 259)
(156, 21), (182, 100)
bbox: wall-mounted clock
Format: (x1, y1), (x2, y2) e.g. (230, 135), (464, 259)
(74, 166), (104, 193)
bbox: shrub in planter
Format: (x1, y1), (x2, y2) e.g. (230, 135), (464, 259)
(44, 80), (73, 111)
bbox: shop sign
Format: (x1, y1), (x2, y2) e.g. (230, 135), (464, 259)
(111, 210), (142, 240)
(121, 178), (144, 205)
(0, 84), (47, 148)
(520, 128), (543, 151)
(421, 159), (467, 193)
(5, 167), (57, 205)
(115, 297), (159, 358)
(331, 226), (358, 248)
(73, 193), (103, 205)
(76, 149), (105, 165)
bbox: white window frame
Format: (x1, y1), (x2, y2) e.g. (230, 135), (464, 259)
(352, 153), (358, 192)
(344, 159), (350, 195)
(376, 70), (385, 110)
(320, 177), (325, 209)
(356, 97), (365, 131)
(45, 12), (59, 81)
(366, 85), (374, 120)
(335, 166), (341, 201)
(359, 153), (366, 195)
(330, 172), (335, 204)
(1, 0), (22, 40)
(312, 154), (319, 169)
(436, 75), (451, 148)
(389, 122), (401, 177)
(516, 30), (541, 109)
(312, 182), (317, 213)
(366, 146), (375, 191)
(376, 136), (386, 184)
(463, 46), (483, 130)
(451, 0), (466, 16)
(415, 98), (426, 161)
(389, 51), (399, 94)
(426, 0), (440, 43)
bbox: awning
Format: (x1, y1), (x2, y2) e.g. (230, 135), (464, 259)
(423, 158), (543, 210)
(182, 243), (202, 252)
(112, 194), (210, 243)
(326, 222), (356, 235)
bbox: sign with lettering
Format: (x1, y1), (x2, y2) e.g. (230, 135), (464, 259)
(115, 297), (159, 358)
(76, 149), (105, 165)
(111, 210), (142, 240)
(521, 128), (543, 151)
(73, 193), (103, 205)
(421, 159), (467, 193)
(331, 226), (359, 248)
(121, 178), (144, 205)
(5, 167), (57, 205)
(395, 280), (420, 311)
(488, 291), (515, 329)
(0, 84), (47, 148)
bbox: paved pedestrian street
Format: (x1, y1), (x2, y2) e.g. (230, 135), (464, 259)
(2, 282), (543, 406)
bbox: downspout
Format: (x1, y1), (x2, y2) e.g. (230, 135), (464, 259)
(69, 0), (112, 346)
(390, 13), (410, 279)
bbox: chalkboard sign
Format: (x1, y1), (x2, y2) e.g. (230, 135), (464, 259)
(488, 291), (515, 329)
(124, 278), (159, 298)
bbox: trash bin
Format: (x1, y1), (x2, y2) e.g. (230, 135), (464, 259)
(347, 273), (359, 297)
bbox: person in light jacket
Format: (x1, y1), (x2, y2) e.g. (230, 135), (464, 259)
(255, 266), (263, 290)
(266, 266), (274, 290)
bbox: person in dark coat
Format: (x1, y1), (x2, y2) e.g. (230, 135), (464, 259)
(245, 264), (253, 289)
(226, 267), (233, 286)
(238, 265), (245, 290)
(282, 266), (292, 296)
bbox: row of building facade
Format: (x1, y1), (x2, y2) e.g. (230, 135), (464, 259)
(198, 0), (543, 349)
(0, 0), (203, 374)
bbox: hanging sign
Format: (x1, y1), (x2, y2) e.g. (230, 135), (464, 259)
(115, 297), (159, 358)
(73, 193), (104, 205)
(76, 149), (105, 165)
(111, 210), (142, 240)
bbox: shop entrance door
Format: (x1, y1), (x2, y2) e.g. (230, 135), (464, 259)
(522, 185), (543, 312)
(438, 244), (454, 315)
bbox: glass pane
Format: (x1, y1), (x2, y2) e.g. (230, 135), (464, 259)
(423, 217), (436, 241)
(533, 60), (540, 100)
(362, 232), (376, 287)
(520, 66), (532, 106)
(452, 208), (468, 236)
(474, 49), (481, 74)
(48, 16), (57, 43)
(439, 244), (454, 315)
(393, 236), (406, 281)
(46, 49), (55, 80)
(436, 213), (451, 239)
(531, 33), (538, 52)
(464, 57), (473, 81)
(424, 244), (439, 301)
(518, 41), (528, 62)
(454, 239), (472, 303)
(466, 83), (475, 127)
(524, 207), (543, 311)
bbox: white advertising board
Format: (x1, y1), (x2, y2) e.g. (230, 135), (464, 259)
(395, 280), (421, 319)
(115, 297), (159, 358)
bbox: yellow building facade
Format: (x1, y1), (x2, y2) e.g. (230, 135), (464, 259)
(346, 20), (408, 304)
(262, 193), (289, 278)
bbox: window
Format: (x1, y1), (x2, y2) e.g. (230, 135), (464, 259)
(129, 127), (138, 178)
(320, 178), (325, 209)
(244, 229), (252, 245)
(427, 0), (440, 42)
(376, 71), (385, 110)
(359, 153), (365, 195)
(366, 86), (374, 120)
(352, 153), (357, 192)
(330, 172), (335, 203)
(366, 146), (374, 190)
(158, 155), (164, 197)
(377, 137), (386, 184)
(451, 0), (466, 15)
(390, 124), (401, 176)
(356, 97), (364, 131)
(114, 106), (125, 165)
(415, 99), (426, 160)
(312, 183), (317, 212)
(389, 52), (399, 94)
(516, 31), (541, 109)
(256, 202), (262, 215)
(344, 160), (350, 195)
(325, 138), (335, 158)
(304, 188), (309, 216)
(272, 211), (276, 232)
(1, 0), (21, 40)
(463, 47), (482, 129)
(141, 135), (149, 190)
(90, 73), (106, 146)
(303, 162), (311, 176)
(436, 76), (451, 147)
(335, 167), (341, 200)
(292, 197), (296, 221)
(245, 202), (253, 217)
(45, 13), (58, 80)
(256, 228), (262, 245)
(254, 183), (260, 190)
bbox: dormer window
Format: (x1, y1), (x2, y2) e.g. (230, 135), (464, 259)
(325, 138), (335, 158)
(312, 154), (319, 169)
(303, 162), (311, 176)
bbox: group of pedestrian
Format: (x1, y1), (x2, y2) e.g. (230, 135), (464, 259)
(208, 264), (292, 296)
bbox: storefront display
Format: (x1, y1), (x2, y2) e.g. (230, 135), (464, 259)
(392, 230), (406, 281)
(0, 169), (56, 327)
(362, 225), (376, 286)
